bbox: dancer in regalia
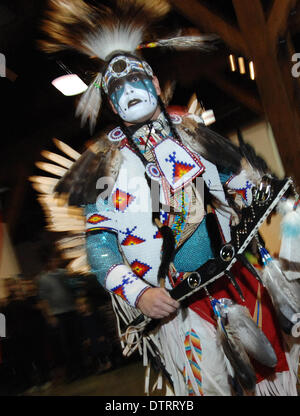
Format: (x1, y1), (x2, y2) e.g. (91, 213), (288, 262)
(32, 0), (300, 396)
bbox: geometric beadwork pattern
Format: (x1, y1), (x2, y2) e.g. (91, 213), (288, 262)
(226, 171), (254, 206)
(111, 284), (128, 302)
(106, 265), (150, 307)
(153, 212), (169, 239)
(112, 189), (135, 212)
(120, 226), (146, 246)
(87, 214), (111, 224)
(234, 181), (253, 203)
(184, 329), (204, 396)
(153, 229), (163, 239)
(111, 272), (143, 303)
(171, 192), (188, 244)
(130, 259), (152, 278)
(153, 138), (204, 192)
(165, 151), (195, 184)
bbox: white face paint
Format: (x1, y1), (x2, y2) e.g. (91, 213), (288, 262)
(108, 73), (158, 124)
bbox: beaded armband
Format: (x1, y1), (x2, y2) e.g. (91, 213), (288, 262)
(105, 264), (151, 307)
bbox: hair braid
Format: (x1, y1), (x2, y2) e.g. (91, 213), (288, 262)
(157, 96), (182, 143)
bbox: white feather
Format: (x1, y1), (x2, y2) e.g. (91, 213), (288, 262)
(68, 255), (89, 272)
(29, 176), (59, 186)
(56, 236), (86, 249)
(35, 162), (67, 177)
(38, 195), (68, 207)
(61, 247), (86, 259)
(41, 151), (74, 169)
(31, 183), (56, 195)
(156, 35), (219, 51)
(277, 198), (296, 216)
(48, 224), (85, 232)
(53, 138), (81, 160)
(45, 208), (83, 218)
(84, 25), (143, 60)
(76, 72), (102, 133)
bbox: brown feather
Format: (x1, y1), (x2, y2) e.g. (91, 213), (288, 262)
(38, 0), (101, 55)
(179, 115), (242, 173)
(217, 319), (256, 393)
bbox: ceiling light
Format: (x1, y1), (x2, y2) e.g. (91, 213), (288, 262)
(249, 61), (255, 80)
(51, 74), (88, 96)
(229, 54), (236, 72)
(238, 57), (246, 74)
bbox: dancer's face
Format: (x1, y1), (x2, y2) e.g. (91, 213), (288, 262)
(108, 72), (160, 124)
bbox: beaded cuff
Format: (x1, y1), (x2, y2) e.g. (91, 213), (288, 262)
(106, 264), (151, 307)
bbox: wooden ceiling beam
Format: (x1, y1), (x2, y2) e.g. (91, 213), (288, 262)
(289, 1), (300, 34)
(232, 0), (300, 184)
(201, 71), (263, 115)
(169, 0), (248, 55)
(267, 0), (298, 47)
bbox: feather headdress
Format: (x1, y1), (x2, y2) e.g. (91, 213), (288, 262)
(39, 0), (219, 132)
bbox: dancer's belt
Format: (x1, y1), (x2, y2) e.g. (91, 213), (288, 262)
(127, 177), (293, 331)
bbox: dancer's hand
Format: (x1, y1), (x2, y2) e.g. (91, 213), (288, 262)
(137, 287), (180, 319)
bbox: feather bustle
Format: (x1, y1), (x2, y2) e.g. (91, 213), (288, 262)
(36, 162), (68, 177)
(29, 176), (59, 186)
(54, 136), (122, 206)
(31, 182), (56, 195)
(56, 236), (86, 250)
(179, 116), (242, 173)
(237, 129), (270, 179)
(31, 137), (91, 273)
(53, 138), (81, 160)
(41, 151), (74, 169)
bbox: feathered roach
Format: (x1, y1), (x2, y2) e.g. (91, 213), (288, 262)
(178, 118), (242, 173)
(39, 0), (218, 132)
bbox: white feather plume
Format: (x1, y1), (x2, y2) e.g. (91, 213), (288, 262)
(75, 72), (102, 133)
(154, 34), (219, 51)
(84, 24), (143, 60)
